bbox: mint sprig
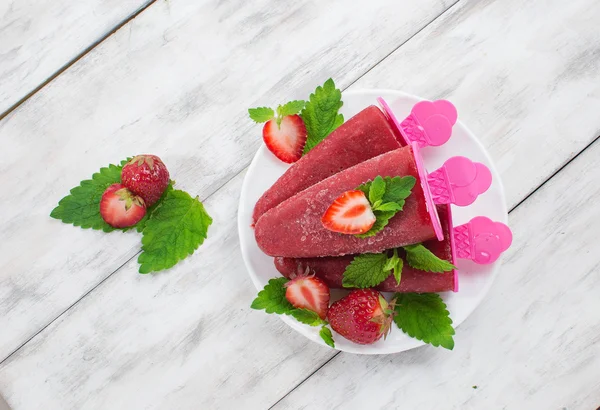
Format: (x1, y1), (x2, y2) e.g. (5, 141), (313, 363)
(404, 244), (456, 273)
(251, 278), (335, 348)
(343, 242), (454, 289)
(302, 78), (344, 154)
(356, 175), (416, 237)
(393, 293), (455, 350)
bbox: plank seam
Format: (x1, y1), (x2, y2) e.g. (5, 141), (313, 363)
(0, 0), (158, 122)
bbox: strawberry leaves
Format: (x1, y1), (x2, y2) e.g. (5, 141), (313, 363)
(248, 107), (275, 123)
(393, 293), (455, 350)
(248, 101), (306, 127)
(356, 175), (416, 237)
(251, 277), (336, 348)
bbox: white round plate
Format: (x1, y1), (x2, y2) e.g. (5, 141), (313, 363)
(238, 89), (508, 354)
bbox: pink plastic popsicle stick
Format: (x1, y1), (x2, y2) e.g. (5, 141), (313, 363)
(452, 217), (512, 264)
(427, 157), (492, 206)
(378, 97), (458, 148)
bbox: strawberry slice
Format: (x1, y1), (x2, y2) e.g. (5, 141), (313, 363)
(263, 114), (307, 163)
(321, 190), (376, 235)
(99, 183), (147, 228)
(285, 275), (330, 319)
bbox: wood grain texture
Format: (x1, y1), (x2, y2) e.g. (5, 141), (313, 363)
(0, 0), (456, 399)
(0, 171), (340, 410)
(353, 0), (600, 208)
(272, 139), (600, 410)
(0, 0), (153, 115)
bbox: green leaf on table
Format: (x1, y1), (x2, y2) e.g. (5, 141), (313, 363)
(403, 244), (456, 273)
(302, 78), (344, 154)
(138, 189), (212, 273)
(319, 325), (335, 348)
(290, 309), (326, 326)
(251, 277), (294, 314)
(393, 293), (455, 350)
(277, 100), (306, 118)
(248, 107), (275, 123)
(134, 182), (174, 233)
(50, 159), (129, 232)
(355, 175), (416, 237)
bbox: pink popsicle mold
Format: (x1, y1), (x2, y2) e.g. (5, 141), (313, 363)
(446, 205), (459, 292)
(427, 157), (493, 206)
(378, 97), (458, 148)
(452, 217), (512, 265)
(412, 144), (493, 241)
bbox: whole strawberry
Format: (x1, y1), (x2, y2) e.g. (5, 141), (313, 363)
(327, 289), (394, 345)
(121, 155), (170, 206)
(99, 183), (146, 228)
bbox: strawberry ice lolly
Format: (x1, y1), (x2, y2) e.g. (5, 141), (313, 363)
(276, 205), (455, 293)
(253, 106), (402, 223)
(255, 146), (431, 257)
(255, 144), (493, 257)
(275, 205), (513, 293)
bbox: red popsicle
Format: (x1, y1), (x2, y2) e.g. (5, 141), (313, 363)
(254, 146), (436, 257)
(252, 105), (403, 223)
(275, 205), (456, 293)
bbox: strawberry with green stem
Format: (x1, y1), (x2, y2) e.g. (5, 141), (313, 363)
(248, 101), (307, 163)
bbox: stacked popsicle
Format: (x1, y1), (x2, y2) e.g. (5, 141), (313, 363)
(249, 80), (512, 349)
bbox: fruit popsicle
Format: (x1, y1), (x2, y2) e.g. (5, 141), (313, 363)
(255, 144), (493, 257)
(255, 146), (433, 257)
(253, 105), (403, 223)
(276, 204), (455, 293)
(275, 205), (513, 293)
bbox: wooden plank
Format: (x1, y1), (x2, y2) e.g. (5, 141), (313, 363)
(270, 140), (600, 410)
(0, 0), (153, 115)
(351, 0), (600, 207)
(0, 0), (456, 389)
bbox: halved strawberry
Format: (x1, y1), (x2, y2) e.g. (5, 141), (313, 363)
(321, 190), (376, 235)
(99, 183), (146, 228)
(263, 114), (307, 163)
(285, 274), (330, 319)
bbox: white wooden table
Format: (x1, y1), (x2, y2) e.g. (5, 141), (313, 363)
(1, 0), (599, 408)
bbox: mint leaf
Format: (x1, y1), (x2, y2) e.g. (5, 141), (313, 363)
(393, 257), (403, 285)
(368, 176), (386, 204)
(251, 277), (294, 314)
(248, 107), (275, 123)
(393, 293), (455, 350)
(343, 253), (390, 288)
(138, 189), (212, 273)
(134, 183), (174, 233)
(290, 309), (326, 326)
(384, 249), (403, 286)
(383, 176), (416, 203)
(403, 244), (456, 273)
(302, 78), (344, 154)
(374, 201), (404, 212)
(50, 159), (129, 232)
(278, 100), (306, 118)
(319, 325), (335, 348)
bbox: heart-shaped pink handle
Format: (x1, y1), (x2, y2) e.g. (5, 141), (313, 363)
(377, 98), (458, 148)
(427, 157), (492, 206)
(452, 217), (512, 264)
